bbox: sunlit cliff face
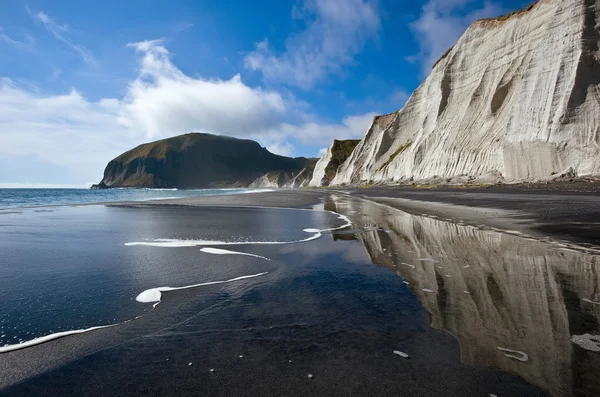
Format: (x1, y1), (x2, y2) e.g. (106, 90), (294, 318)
(327, 195), (600, 397)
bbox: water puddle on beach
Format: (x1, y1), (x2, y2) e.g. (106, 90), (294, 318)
(325, 195), (600, 397)
(1, 196), (599, 397)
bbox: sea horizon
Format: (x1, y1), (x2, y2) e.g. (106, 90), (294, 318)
(0, 187), (275, 209)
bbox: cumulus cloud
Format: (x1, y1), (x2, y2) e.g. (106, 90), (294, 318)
(120, 40), (288, 138)
(0, 41), (374, 183)
(409, 0), (503, 74)
(244, 0), (381, 89)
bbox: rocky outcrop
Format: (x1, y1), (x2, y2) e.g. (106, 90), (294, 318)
(308, 139), (360, 187)
(248, 167), (313, 188)
(327, 195), (600, 397)
(93, 133), (316, 189)
(332, 0), (600, 186)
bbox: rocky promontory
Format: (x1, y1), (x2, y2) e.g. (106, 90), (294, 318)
(93, 133), (316, 189)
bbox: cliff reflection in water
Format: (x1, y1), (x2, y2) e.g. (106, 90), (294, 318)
(327, 195), (600, 397)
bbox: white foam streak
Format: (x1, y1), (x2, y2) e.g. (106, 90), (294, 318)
(0, 323), (121, 354)
(124, 210), (351, 248)
(200, 247), (270, 260)
(136, 272), (269, 305)
(125, 233), (322, 247)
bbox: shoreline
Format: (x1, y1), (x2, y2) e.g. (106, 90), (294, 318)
(1, 188), (597, 395)
(4, 182), (600, 253)
(0, 194), (340, 389)
(131, 186), (600, 252)
(330, 186), (600, 250)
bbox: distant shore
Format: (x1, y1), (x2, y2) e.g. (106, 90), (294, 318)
(127, 184), (600, 251)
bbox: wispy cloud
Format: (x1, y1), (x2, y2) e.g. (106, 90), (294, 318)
(409, 0), (503, 75)
(0, 27), (35, 52)
(244, 0), (381, 89)
(28, 8), (96, 65)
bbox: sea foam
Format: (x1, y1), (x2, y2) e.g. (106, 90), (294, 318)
(200, 247), (270, 260)
(0, 271), (270, 354)
(0, 323), (122, 354)
(125, 210), (351, 248)
(136, 272), (269, 306)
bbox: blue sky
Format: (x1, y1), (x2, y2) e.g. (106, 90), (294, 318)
(0, 0), (531, 186)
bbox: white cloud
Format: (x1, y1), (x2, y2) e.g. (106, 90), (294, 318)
(29, 8), (96, 65)
(244, 0), (381, 89)
(120, 40), (288, 138)
(409, 0), (503, 74)
(277, 112), (376, 145)
(266, 141), (294, 157)
(0, 41), (374, 184)
(0, 78), (136, 182)
(318, 147), (329, 157)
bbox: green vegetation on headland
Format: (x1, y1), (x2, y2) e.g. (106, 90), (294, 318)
(93, 133), (316, 189)
(321, 139), (361, 185)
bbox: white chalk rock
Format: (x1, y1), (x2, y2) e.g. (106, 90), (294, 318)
(332, 0), (600, 186)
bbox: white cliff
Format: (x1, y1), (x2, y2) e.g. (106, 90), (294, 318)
(332, 0), (600, 186)
(249, 168), (312, 188)
(248, 174), (279, 188)
(308, 147), (333, 187)
(308, 140), (361, 187)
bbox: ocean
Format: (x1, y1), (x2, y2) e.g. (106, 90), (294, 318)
(0, 188), (273, 209)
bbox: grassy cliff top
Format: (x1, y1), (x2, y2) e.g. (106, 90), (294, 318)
(113, 133), (262, 164)
(324, 139), (361, 183)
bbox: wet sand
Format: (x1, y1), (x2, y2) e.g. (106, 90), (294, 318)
(338, 185), (600, 249)
(110, 190), (325, 209)
(1, 188), (599, 396)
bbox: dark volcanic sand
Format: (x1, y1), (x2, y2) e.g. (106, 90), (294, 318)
(339, 185), (600, 248)
(1, 189), (599, 396)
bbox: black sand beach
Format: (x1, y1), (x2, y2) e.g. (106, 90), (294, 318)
(1, 188), (599, 396)
(341, 184), (600, 249)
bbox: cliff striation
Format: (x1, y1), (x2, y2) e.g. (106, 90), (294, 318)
(332, 0), (600, 186)
(248, 167), (314, 188)
(308, 139), (361, 187)
(93, 133), (316, 189)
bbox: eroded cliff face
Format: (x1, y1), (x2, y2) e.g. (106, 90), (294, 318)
(308, 139), (361, 187)
(333, 0), (600, 186)
(249, 168), (313, 188)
